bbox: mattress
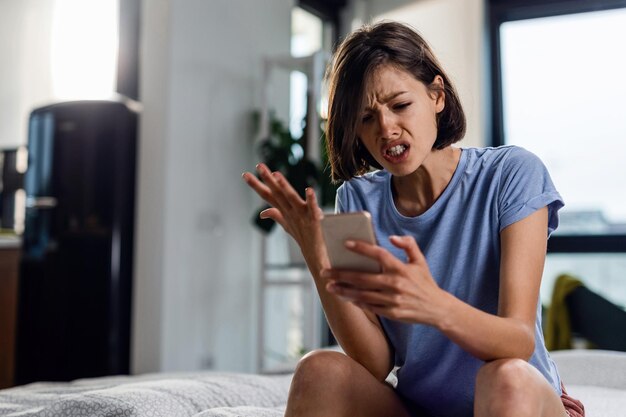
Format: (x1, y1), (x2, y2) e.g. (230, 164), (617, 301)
(0, 372), (292, 417)
(1, 349), (624, 417)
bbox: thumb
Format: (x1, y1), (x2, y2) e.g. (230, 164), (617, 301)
(389, 235), (425, 264)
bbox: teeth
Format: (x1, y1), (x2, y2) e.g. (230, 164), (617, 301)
(387, 145), (407, 156)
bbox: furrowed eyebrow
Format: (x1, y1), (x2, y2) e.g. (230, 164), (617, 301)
(363, 91), (408, 111)
(382, 91), (408, 102)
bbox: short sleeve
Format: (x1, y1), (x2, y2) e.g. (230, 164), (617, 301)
(497, 147), (564, 236)
(335, 183), (348, 214)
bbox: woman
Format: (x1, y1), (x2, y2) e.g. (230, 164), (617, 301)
(242, 21), (584, 417)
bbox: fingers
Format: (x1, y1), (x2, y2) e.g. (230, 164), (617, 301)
(322, 265), (408, 302)
(343, 239), (401, 270)
(243, 164), (307, 212)
(259, 207), (287, 229)
(389, 235), (426, 264)
(323, 269), (388, 292)
(305, 187), (323, 221)
(255, 164), (295, 210)
(327, 283), (390, 307)
(326, 277), (409, 316)
(241, 171), (279, 207)
(272, 170), (307, 210)
(326, 278), (415, 322)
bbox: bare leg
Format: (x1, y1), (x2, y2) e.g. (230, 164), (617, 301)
(474, 359), (568, 417)
(284, 350), (412, 417)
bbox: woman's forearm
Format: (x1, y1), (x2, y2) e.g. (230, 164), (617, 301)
(434, 291), (535, 362)
(304, 253), (393, 381)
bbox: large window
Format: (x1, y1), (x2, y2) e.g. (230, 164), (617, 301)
(499, 7), (626, 235)
(290, 7), (326, 140)
(51, 0), (119, 99)
(490, 0), (626, 308)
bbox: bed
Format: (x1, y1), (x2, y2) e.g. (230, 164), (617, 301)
(1, 349), (624, 417)
(0, 372), (291, 417)
(551, 349), (626, 417)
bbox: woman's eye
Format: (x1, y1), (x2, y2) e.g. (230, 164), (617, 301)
(394, 102), (411, 110)
(361, 114), (373, 123)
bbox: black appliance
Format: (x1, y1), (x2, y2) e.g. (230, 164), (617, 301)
(0, 147), (25, 231)
(15, 99), (139, 384)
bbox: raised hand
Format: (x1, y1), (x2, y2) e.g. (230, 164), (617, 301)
(242, 163), (327, 265)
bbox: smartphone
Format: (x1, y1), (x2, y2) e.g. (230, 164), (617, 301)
(320, 211), (381, 273)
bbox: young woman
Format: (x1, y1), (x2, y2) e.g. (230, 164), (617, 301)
(242, 21), (585, 417)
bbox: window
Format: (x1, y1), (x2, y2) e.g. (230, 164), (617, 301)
(51, 0), (119, 99)
(490, 0), (626, 308)
(499, 8), (626, 235)
(290, 7), (326, 140)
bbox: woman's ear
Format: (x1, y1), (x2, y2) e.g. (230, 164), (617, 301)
(430, 75), (446, 113)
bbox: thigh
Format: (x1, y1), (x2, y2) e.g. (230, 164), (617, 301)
(285, 350), (414, 417)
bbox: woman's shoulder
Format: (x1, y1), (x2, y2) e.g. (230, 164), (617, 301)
(336, 170), (390, 209)
(462, 144), (533, 157)
(337, 170), (389, 192)
(462, 145), (541, 168)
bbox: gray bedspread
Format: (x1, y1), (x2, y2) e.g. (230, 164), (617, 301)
(551, 350), (626, 417)
(0, 372), (292, 417)
(3, 350), (625, 417)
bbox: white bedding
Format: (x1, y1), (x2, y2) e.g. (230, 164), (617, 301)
(0, 372), (291, 417)
(551, 350), (626, 417)
(1, 350), (625, 417)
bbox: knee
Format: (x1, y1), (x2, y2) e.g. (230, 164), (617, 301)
(475, 359), (535, 412)
(477, 358), (531, 387)
(294, 350), (354, 381)
(291, 350), (354, 392)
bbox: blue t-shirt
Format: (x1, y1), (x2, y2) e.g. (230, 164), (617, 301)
(336, 145), (564, 417)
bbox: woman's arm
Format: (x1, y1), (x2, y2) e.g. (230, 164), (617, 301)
(242, 164), (393, 380)
(326, 207), (549, 361)
(438, 206), (548, 360)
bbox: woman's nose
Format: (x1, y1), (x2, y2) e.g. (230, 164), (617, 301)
(378, 111), (400, 139)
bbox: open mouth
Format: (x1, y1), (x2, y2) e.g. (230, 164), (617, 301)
(383, 143), (410, 161)
(386, 144), (408, 157)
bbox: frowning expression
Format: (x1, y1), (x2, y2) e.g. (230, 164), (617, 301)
(356, 65), (445, 177)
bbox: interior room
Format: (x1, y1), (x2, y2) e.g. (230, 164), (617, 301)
(0, 0), (625, 416)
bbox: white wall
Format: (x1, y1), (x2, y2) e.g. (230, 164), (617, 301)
(133, 0), (292, 373)
(0, 0), (55, 148)
(0, 0), (293, 375)
(1, 0), (483, 376)
(341, 0), (487, 148)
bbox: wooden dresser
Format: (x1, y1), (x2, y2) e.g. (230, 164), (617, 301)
(0, 237), (21, 389)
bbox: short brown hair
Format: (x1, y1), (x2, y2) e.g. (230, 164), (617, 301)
(325, 21), (466, 182)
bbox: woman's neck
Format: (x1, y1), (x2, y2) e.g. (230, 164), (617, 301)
(391, 146), (461, 217)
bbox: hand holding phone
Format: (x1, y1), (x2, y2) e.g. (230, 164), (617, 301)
(320, 211), (381, 273)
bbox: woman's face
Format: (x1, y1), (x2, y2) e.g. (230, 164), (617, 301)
(356, 65), (445, 177)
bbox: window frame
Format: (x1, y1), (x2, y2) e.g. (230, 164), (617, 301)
(297, 0), (346, 44)
(117, 0), (140, 101)
(488, 0), (626, 253)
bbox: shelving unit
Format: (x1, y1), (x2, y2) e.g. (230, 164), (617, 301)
(258, 50), (328, 160)
(257, 232), (322, 373)
(256, 51), (328, 374)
